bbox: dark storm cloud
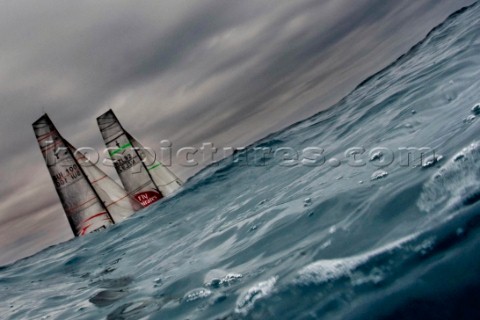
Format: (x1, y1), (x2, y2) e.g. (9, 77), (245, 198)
(0, 0), (475, 265)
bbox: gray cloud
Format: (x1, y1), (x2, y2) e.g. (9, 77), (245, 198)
(0, 0), (474, 265)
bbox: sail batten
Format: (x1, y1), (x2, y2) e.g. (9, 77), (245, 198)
(97, 109), (182, 208)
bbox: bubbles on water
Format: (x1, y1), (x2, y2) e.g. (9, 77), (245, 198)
(182, 288), (212, 302)
(153, 277), (162, 288)
(205, 269), (227, 287)
(328, 158), (341, 167)
(422, 154), (443, 168)
(235, 276), (277, 315)
(463, 114), (476, 123)
(471, 103), (480, 115)
(204, 269), (243, 288)
(370, 151), (383, 161)
(418, 141), (480, 212)
(223, 273), (243, 285)
(303, 197), (312, 207)
(371, 170), (388, 180)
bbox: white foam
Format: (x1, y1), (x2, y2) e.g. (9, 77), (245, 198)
(297, 257), (361, 283)
(296, 234), (416, 285)
(418, 141), (480, 212)
(204, 269), (243, 287)
(183, 288), (212, 302)
(235, 276), (277, 315)
(371, 170), (388, 180)
(422, 154), (443, 168)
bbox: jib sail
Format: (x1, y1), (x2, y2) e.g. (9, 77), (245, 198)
(97, 110), (182, 207)
(65, 141), (142, 222)
(33, 114), (115, 236)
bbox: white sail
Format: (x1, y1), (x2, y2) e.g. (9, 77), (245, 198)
(33, 114), (114, 236)
(65, 141), (142, 222)
(129, 135), (183, 196)
(97, 109), (182, 207)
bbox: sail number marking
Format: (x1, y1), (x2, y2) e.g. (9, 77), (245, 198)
(114, 153), (137, 173)
(52, 165), (82, 188)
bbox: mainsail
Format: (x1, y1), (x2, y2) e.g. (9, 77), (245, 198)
(33, 114), (140, 236)
(97, 109), (182, 207)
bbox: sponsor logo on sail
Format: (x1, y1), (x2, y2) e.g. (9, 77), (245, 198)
(135, 191), (162, 207)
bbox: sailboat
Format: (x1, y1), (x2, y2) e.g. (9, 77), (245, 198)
(97, 110), (183, 207)
(33, 114), (141, 236)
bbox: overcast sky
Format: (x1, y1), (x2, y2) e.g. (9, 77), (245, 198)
(0, 0), (474, 265)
